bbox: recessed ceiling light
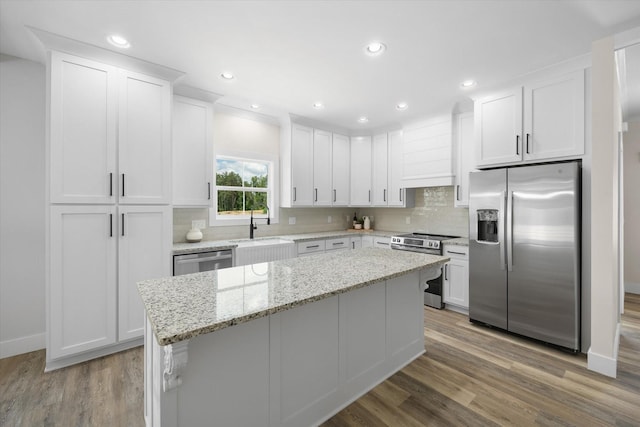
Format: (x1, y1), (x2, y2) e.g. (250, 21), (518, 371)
(250, 104), (260, 109)
(357, 116), (369, 123)
(107, 34), (130, 49)
(461, 80), (477, 88)
(364, 41), (386, 56)
(313, 102), (324, 109)
(396, 102), (408, 111)
(220, 72), (235, 80)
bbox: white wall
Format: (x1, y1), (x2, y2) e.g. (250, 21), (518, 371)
(0, 54), (46, 358)
(624, 120), (640, 293)
(588, 37), (621, 378)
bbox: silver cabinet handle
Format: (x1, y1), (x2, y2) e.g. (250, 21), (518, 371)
(315, 188), (318, 202)
(446, 250), (467, 256)
(307, 244), (320, 249)
(526, 133), (531, 154)
(109, 173), (113, 197)
(456, 185), (460, 201)
(333, 189), (336, 202)
(293, 187), (296, 202)
(109, 214), (113, 237)
(208, 182), (211, 200)
(400, 188), (403, 202)
(121, 173), (125, 197)
(332, 242), (344, 246)
(516, 135), (520, 156)
(121, 213), (125, 236)
(444, 264), (448, 280)
(368, 190), (371, 202)
(383, 189), (386, 202)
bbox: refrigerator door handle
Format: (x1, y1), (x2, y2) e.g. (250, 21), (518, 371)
(499, 190), (507, 270)
(506, 190), (514, 271)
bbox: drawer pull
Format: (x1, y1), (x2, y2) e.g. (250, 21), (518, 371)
(446, 250), (467, 256)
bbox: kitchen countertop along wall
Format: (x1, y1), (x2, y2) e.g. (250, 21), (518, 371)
(173, 230), (468, 255)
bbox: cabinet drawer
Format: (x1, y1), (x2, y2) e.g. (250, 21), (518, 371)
(443, 245), (469, 259)
(373, 236), (391, 249)
(297, 240), (326, 255)
(325, 237), (350, 251)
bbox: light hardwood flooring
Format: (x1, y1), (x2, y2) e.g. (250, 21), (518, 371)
(2, 294), (639, 426)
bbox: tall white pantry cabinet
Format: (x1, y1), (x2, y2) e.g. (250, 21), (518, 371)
(46, 51), (172, 370)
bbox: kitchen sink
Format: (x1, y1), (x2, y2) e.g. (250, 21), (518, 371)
(233, 238), (294, 248)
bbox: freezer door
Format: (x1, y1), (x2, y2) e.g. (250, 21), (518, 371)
(469, 169), (508, 329)
(507, 162), (580, 350)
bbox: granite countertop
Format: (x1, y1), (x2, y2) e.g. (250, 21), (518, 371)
(172, 229), (400, 255)
(442, 237), (469, 246)
(139, 247), (448, 346)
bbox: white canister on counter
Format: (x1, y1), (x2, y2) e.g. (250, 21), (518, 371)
(363, 216), (371, 230)
(186, 228), (203, 243)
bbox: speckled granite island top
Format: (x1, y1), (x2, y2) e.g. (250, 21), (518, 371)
(138, 247), (448, 346)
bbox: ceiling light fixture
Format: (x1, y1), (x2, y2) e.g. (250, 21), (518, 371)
(396, 102), (408, 111)
(250, 104), (260, 109)
(357, 116), (369, 123)
(107, 34), (130, 49)
(220, 72), (235, 80)
(313, 102), (324, 109)
(364, 41), (386, 56)
(460, 80), (477, 88)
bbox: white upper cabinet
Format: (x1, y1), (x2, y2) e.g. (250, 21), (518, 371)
(372, 133), (388, 206)
(401, 116), (455, 188)
(523, 70), (585, 161)
(454, 112), (474, 207)
(50, 52), (118, 204)
(172, 96), (213, 207)
(475, 69), (585, 168)
(350, 136), (372, 206)
(475, 87), (523, 167)
(49, 52), (171, 205)
(118, 70), (171, 205)
(118, 205), (171, 341)
(313, 129), (332, 206)
(331, 133), (350, 206)
(387, 130), (414, 207)
(290, 124), (314, 206)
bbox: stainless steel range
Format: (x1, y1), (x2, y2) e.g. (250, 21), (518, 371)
(390, 232), (458, 309)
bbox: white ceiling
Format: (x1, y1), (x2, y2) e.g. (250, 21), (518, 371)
(2, 0), (640, 131)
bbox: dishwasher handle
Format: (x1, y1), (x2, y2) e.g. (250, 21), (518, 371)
(174, 251), (233, 264)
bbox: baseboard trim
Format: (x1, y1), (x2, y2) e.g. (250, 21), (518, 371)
(0, 333), (46, 359)
(45, 338), (143, 372)
(625, 281), (640, 294)
(587, 321), (620, 379)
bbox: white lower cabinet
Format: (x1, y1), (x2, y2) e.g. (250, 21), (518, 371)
(48, 205), (171, 366)
(118, 206), (172, 341)
(442, 245), (469, 310)
(372, 236), (391, 249)
(49, 206), (118, 359)
(325, 237), (349, 252)
(296, 240), (326, 257)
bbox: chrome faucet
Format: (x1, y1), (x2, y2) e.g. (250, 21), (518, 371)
(249, 206), (270, 239)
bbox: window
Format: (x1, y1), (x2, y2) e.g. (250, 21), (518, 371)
(211, 152), (278, 225)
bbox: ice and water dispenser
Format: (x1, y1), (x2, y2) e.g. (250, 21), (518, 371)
(477, 209), (499, 243)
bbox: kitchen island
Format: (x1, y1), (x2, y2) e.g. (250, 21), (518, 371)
(138, 247), (448, 427)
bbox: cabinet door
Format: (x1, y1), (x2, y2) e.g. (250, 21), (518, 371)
(372, 133), (388, 206)
(361, 236), (373, 248)
(332, 133), (350, 206)
(454, 113), (474, 207)
(387, 130), (405, 206)
(118, 206), (172, 341)
(49, 52), (117, 204)
(373, 236), (391, 249)
(475, 87), (523, 167)
(350, 136), (372, 206)
(291, 124), (314, 206)
(172, 96), (213, 207)
(118, 70), (171, 204)
(350, 236), (362, 249)
(523, 70), (585, 161)
(49, 206), (117, 359)
(443, 259), (469, 308)
(313, 129), (332, 206)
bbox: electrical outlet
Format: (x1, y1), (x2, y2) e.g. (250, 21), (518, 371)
(328, 215), (332, 223)
(192, 220), (206, 229)
(288, 217), (296, 225)
(346, 215), (350, 223)
(405, 216), (411, 225)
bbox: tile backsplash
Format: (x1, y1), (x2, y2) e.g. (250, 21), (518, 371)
(173, 186), (469, 243)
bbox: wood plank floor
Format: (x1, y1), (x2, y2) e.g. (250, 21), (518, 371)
(2, 294), (639, 426)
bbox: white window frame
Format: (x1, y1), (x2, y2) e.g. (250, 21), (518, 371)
(209, 150), (279, 226)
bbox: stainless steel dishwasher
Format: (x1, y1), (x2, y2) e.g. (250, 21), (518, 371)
(173, 250), (233, 276)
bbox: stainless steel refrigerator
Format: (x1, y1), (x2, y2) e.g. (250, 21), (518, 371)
(468, 161), (580, 351)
